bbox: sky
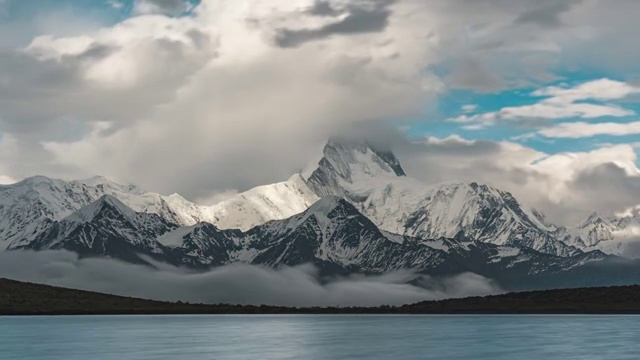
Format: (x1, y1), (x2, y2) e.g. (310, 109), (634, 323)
(1, 0), (640, 225)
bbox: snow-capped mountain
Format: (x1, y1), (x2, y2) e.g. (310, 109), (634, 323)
(0, 172), (318, 250)
(21, 195), (178, 264)
(242, 196), (450, 272)
(560, 212), (618, 248)
(557, 212), (640, 257)
(20, 193), (612, 289)
(0, 139), (609, 259)
(303, 140), (578, 257)
(0, 176), (148, 250)
(3, 138), (640, 290)
(239, 197), (606, 280)
(205, 174), (319, 231)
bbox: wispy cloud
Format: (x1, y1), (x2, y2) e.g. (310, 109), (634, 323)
(538, 121), (640, 139)
(448, 79), (640, 128)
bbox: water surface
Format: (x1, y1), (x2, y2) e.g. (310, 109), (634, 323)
(1, 315), (637, 359)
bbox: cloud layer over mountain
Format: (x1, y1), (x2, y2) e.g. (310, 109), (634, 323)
(0, 250), (502, 306)
(1, 0), (640, 224)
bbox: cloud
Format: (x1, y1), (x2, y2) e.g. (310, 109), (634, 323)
(445, 57), (506, 92)
(107, 0), (125, 10)
(449, 79), (639, 128)
(0, 0), (439, 199)
(2, 0), (640, 210)
(532, 78), (640, 101)
(461, 104), (478, 113)
(514, 0), (581, 27)
(134, 0), (194, 16)
(274, 0), (394, 48)
(397, 135), (640, 225)
(538, 121), (640, 138)
(0, 250), (502, 307)
(571, 162), (640, 215)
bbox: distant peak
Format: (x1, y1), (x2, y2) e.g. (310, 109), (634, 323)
(302, 138), (406, 192)
(75, 176), (147, 195)
(324, 138), (406, 177)
(65, 194), (138, 223)
(579, 211), (611, 227)
(307, 196), (346, 216)
(19, 175), (57, 186)
(587, 211), (605, 222)
(79, 175), (111, 185)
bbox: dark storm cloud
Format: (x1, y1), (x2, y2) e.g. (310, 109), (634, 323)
(275, 0), (394, 48)
(0, 250), (502, 307)
(571, 163), (640, 214)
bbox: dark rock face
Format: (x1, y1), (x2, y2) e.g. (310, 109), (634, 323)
(14, 194), (626, 290)
(19, 196), (179, 265)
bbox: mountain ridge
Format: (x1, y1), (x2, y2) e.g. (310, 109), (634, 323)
(1, 139), (639, 290)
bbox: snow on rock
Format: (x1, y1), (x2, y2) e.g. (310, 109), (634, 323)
(303, 139), (578, 257)
(156, 224), (202, 248)
(0, 138), (623, 266)
(206, 174), (320, 231)
(0, 172), (318, 249)
(302, 196), (342, 231)
(65, 195), (137, 224)
(559, 213), (640, 257)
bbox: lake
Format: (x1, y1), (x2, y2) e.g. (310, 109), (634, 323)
(0, 315), (638, 359)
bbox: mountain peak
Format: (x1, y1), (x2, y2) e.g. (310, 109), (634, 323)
(65, 195), (138, 224)
(579, 211), (611, 227)
(74, 176), (147, 195)
(324, 138), (406, 177)
(16, 175), (58, 187)
(303, 139), (406, 197)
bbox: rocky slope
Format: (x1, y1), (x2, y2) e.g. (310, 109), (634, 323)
(304, 140), (578, 257)
(15, 194), (611, 289)
(1, 139), (638, 287)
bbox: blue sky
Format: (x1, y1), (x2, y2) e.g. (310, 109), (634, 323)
(3, 0), (201, 19)
(404, 73), (640, 158)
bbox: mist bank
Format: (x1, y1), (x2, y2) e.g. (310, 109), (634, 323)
(0, 250), (502, 307)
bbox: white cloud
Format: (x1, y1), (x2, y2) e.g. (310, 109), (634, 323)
(533, 78), (640, 101)
(1, 0), (640, 215)
(134, 0), (194, 16)
(461, 104), (478, 113)
(107, 0), (125, 10)
(449, 79), (639, 127)
(400, 136), (640, 225)
(538, 121), (640, 138)
(0, 0), (441, 198)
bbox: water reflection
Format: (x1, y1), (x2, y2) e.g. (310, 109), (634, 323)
(1, 315), (638, 360)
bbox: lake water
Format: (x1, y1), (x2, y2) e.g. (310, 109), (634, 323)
(0, 315), (638, 359)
